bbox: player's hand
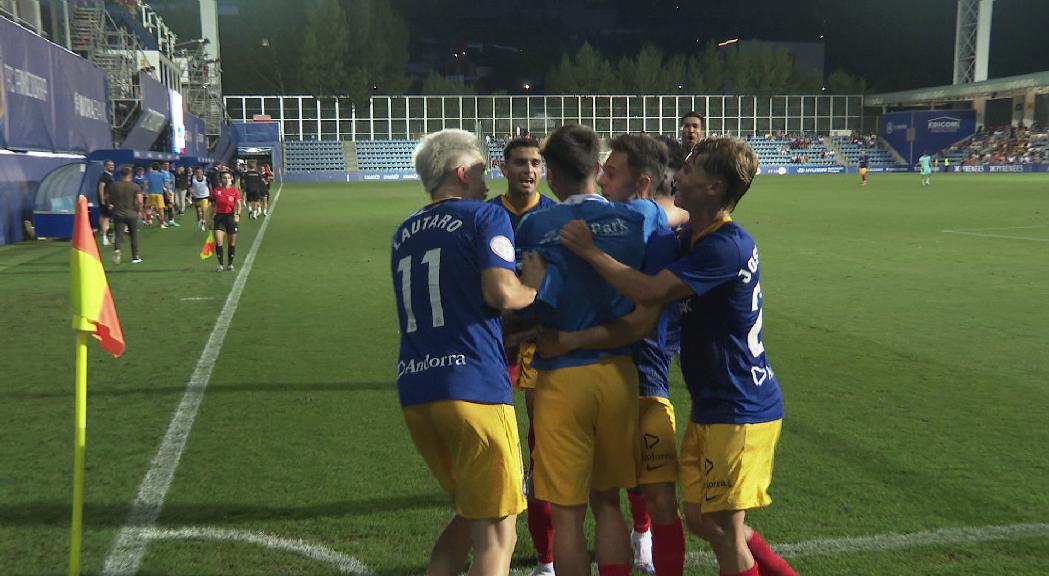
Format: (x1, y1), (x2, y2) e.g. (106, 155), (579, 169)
(559, 220), (597, 258)
(520, 250), (546, 290)
(535, 326), (577, 358)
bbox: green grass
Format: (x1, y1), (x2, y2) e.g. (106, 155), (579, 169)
(1, 172), (1048, 575)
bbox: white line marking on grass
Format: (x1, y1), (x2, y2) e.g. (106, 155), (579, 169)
(102, 185), (284, 576)
(505, 522), (1049, 575)
(682, 522), (1049, 568)
(179, 296), (215, 302)
(946, 225), (1047, 232)
(942, 230), (1049, 242)
(141, 526), (373, 575)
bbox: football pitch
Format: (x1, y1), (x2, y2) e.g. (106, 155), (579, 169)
(1, 172), (1048, 575)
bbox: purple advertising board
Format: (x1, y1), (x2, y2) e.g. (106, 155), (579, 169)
(50, 47), (110, 154)
(0, 17), (56, 151)
(880, 110), (976, 164)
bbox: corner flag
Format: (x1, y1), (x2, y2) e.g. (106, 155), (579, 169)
(68, 195), (125, 576)
(70, 195), (125, 356)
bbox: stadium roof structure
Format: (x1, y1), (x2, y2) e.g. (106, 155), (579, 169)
(866, 70), (1049, 107)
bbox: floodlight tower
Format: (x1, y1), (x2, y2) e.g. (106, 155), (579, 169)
(953, 0), (993, 84)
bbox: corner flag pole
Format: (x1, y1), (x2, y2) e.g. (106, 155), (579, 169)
(69, 331), (88, 576)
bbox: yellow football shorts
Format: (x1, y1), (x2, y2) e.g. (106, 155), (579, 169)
(403, 400), (525, 519)
(147, 194), (165, 211)
(859, 167), (869, 176)
(638, 396), (678, 485)
(679, 419), (782, 513)
(533, 355), (640, 505)
(193, 198), (210, 209)
(515, 342), (538, 389)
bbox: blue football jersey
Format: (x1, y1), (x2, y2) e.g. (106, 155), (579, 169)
(667, 219), (784, 424)
(515, 194), (663, 370)
(487, 193), (557, 231)
(391, 198), (518, 407)
(145, 171), (167, 194)
(634, 227), (680, 399)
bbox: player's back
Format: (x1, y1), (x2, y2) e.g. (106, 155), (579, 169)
(516, 195), (659, 370)
(242, 169), (264, 192)
(391, 198), (513, 407)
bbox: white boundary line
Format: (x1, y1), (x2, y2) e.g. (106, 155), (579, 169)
(102, 184), (284, 576)
(944, 225), (1047, 232)
(140, 526), (373, 575)
(942, 229), (1049, 242)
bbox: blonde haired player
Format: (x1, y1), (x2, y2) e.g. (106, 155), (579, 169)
(392, 129), (543, 576)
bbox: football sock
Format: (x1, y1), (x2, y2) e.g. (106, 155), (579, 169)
(597, 564), (631, 576)
(527, 499), (553, 564)
(228, 245), (236, 266)
(747, 532), (797, 576)
(627, 490), (651, 533)
(216, 244), (224, 265)
(652, 518), (685, 576)
(721, 564), (759, 576)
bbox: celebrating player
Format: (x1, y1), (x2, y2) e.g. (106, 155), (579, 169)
(487, 135), (558, 576)
(392, 129), (541, 576)
(515, 124), (663, 576)
(595, 133), (685, 576)
(547, 137), (797, 576)
(680, 111), (705, 160)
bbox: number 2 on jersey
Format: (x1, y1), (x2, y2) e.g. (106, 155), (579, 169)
(397, 248), (445, 333)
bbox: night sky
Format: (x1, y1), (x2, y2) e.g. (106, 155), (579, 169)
(158, 0), (1049, 94)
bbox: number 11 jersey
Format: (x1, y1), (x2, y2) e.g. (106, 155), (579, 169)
(391, 198), (518, 407)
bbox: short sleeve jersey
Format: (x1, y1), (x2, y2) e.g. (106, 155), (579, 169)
(487, 193), (557, 231)
(241, 169), (264, 194)
(515, 195), (663, 370)
(97, 171), (113, 203)
(919, 155), (932, 172)
(858, 154), (869, 169)
(145, 171), (167, 195)
(211, 186), (240, 214)
(668, 220), (784, 424)
(392, 198), (518, 407)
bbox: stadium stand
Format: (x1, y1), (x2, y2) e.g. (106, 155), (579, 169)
(354, 140), (418, 172)
(939, 126), (1049, 165)
(745, 135), (839, 166)
(283, 140), (347, 172)
(832, 134), (900, 165)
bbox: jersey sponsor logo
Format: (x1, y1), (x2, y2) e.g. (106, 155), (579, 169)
(392, 214), (464, 250)
(489, 235), (515, 263)
(397, 352), (467, 378)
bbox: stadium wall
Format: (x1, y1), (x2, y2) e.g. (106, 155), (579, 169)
(880, 110), (977, 164)
(0, 154), (80, 246)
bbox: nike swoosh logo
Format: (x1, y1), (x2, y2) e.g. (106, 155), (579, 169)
(705, 494), (720, 502)
(645, 463), (668, 471)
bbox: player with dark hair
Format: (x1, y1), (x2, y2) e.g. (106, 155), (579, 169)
(858, 150), (870, 186)
(487, 135), (557, 576)
(394, 129), (542, 575)
(260, 162), (274, 216)
(680, 111), (705, 160)
(144, 162), (170, 229)
(210, 171), (242, 272)
(515, 124), (664, 576)
(596, 132), (685, 576)
(241, 159), (266, 219)
(546, 137), (797, 576)
(189, 166), (212, 230)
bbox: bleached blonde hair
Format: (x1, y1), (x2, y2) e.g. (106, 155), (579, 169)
(412, 129), (483, 195)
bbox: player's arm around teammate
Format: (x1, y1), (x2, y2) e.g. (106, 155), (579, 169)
(555, 138), (797, 576)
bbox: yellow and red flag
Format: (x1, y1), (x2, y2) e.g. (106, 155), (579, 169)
(70, 195), (125, 357)
(200, 229), (215, 259)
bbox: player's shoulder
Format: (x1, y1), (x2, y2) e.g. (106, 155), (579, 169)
(536, 194), (558, 209)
